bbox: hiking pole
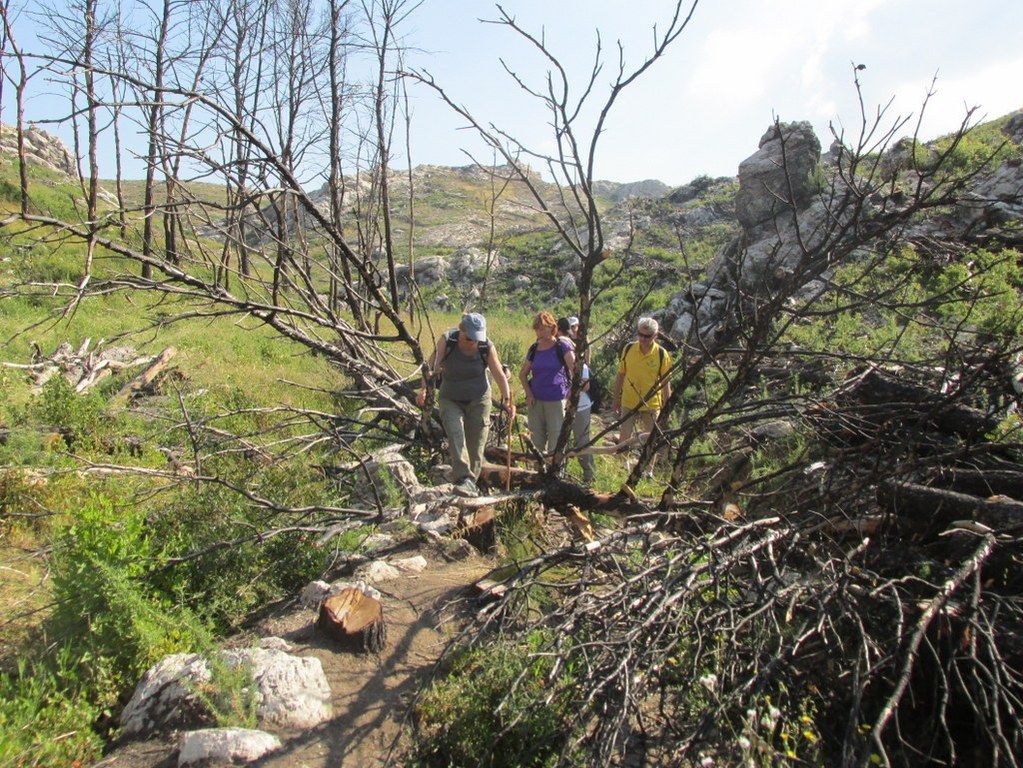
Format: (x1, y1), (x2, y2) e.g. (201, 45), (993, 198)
(505, 394), (514, 493)
(505, 421), (513, 491)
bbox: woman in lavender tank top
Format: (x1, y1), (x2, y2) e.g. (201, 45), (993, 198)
(518, 311), (575, 455)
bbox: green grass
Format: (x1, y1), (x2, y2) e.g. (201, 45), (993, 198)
(4, 113), (1022, 768)
(0, 654), (105, 768)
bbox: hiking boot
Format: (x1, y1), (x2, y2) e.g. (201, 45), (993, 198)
(453, 477), (478, 498)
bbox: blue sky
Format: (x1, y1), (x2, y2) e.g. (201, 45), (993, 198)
(401, 0), (1023, 185)
(10, 0), (1023, 186)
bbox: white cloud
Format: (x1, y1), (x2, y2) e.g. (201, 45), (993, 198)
(685, 26), (790, 114)
(875, 55), (1023, 142)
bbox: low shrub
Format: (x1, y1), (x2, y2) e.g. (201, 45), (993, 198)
(412, 635), (582, 768)
(29, 375), (106, 451)
(0, 652), (104, 768)
(48, 495), (210, 697)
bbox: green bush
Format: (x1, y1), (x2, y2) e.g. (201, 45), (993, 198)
(412, 635), (581, 768)
(48, 495), (209, 696)
(193, 653), (260, 729)
(931, 129), (1022, 175)
(0, 652), (104, 768)
(0, 465), (44, 514)
(929, 248), (1023, 338)
(30, 375), (105, 451)
(146, 476), (325, 632)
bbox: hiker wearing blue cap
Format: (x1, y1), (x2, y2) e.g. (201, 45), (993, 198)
(421, 312), (514, 498)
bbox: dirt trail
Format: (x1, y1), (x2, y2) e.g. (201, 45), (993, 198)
(97, 554), (492, 768)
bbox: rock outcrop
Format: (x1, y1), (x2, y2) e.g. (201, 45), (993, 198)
(733, 121), (821, 237)
(0, 124), (77, 177)
(119, 646), (332, 739)
(656, 113), (1023, 348)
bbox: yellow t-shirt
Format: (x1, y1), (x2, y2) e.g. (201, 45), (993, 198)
(618, 342), (671, 412)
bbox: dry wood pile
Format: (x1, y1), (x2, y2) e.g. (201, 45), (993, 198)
(1, 339), (179, 400)
(444, 362), (1023, 766)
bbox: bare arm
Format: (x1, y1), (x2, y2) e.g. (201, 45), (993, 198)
(428, 334), (447, 375)
(659, 353), (672, 409)
(417, 335), (448, 407)
(612, 371), (626, 414)
(487, 345), (512, 402)
(519, 359), (534, 406)
(563, 347), (576, 379)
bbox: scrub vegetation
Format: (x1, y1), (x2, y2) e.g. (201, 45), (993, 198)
(2, 1), (1023, 765)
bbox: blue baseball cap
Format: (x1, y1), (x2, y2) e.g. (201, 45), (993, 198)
(461, 312), (487, 342)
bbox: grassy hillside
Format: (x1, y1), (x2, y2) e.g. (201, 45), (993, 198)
(3, 111), (1022, 767)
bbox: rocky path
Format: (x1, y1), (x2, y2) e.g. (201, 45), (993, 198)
(97, 553), (493, 768)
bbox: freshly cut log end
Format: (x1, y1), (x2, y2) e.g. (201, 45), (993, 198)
(473, 578), (508, 604)
(453, 507), (498, 553)
(316, 586), (386, 653)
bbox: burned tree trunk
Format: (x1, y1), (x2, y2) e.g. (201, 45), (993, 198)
(843, 367), (998, 439)
(932, 467), (1023, 499)
(878, 479), (1023, 533)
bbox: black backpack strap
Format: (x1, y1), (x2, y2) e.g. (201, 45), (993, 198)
(440, 329), (459, 364)
(621, 341), (636, 369)
(555, 340), (568, 370)
(527, 341), (569, 371)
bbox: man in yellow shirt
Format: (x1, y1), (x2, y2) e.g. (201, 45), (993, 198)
(612, 316), (672, 451)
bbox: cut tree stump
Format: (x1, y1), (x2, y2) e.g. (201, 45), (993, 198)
(316, 587), (386, 653)
(453, 507), (498, 553)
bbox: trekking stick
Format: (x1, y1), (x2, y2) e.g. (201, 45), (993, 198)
(505, 400), (514, 493)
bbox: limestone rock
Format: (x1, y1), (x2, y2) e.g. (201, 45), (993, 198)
(356, 559), (402, 583)
(224, 648), (332, 730)
(178, 728), (281, 766)
(257, 637), (294, 653)
(120, 654), (214, 738)
(120, 649), (332, 739)
(734, 121), (821, 235)
(349, 450), (420, 506)
(557, 272), (577, 297)
(0, 124), (77, 176)
(392, 555), (428, 573)
(300, 580), (332, 609)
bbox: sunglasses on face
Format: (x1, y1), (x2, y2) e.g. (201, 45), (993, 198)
(638, 332), (654, 339)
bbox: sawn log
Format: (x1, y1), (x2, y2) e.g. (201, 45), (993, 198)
(316, 586), (386, 653)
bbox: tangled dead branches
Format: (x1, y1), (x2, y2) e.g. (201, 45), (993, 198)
(426, 356), (1023, 767)
(450, 499), (1022, 767)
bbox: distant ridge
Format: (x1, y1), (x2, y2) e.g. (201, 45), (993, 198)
(591, 178), (670, 202)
